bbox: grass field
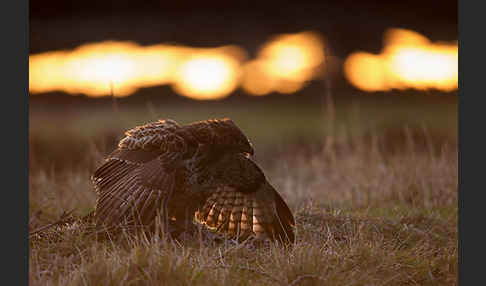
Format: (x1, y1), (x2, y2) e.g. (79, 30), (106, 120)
(29, 93), (458, 285)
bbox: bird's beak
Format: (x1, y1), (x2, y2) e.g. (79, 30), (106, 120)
(246, 143), (254, 158)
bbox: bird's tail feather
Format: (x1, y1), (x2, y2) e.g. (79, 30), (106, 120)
(194, 184), (295, 244)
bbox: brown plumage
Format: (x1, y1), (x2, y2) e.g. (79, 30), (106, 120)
(191, 153), (295, 243)
(91, 118), (295, 244)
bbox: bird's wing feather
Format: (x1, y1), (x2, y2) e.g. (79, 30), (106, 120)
(92, 151), (177, 228)
(91, 119), (187, 229)
(194, 154), (295, 244)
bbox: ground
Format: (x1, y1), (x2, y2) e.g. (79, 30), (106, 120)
(29, 93), (458, 285)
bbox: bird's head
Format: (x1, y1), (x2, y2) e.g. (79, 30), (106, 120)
(212, 118), (254, 157)
(185, 118), (254, 157)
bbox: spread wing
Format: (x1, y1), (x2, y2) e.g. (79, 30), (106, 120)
(193, 154), (295, 244)
(91, 119), (189, 230)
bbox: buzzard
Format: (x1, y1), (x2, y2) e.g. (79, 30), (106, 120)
(91, 118), (295, 244)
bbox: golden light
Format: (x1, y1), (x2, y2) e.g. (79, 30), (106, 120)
(383, 28), (430, 48)
(29, 32), (325, 99)
(241, 31), (326, 95)
(385, 44), (458, 91)
(240, 60), (277, 96)
(343, 28), (458, 92)
(29, 42), (245, 99)
(343, 52), (388, 92)
(68, 52), (138, 96)
(128, 45), (183, 86)
(260, 32), (325, 81)
(172, 48), (244, 100)
(265, 45), (310, 78)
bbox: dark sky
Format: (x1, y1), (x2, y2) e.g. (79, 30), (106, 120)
(29, 0), (457, 57)
(30, 0), (457, 24)
(29, 0), (457, 27)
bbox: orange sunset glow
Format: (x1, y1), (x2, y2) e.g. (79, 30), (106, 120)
(29, 29), (455, 98)
(29, 31), (326, 99)
(29, 41), (180, 97)
(241, 31), (326, 95)
(29, 42), (247, 100)
(172, 46), (247, 100)
(344, 28), (458, 92)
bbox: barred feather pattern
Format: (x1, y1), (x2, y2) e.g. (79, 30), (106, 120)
(193, 182), (295, 243)
(191, 154), (295, 244)
(195, 187), (267, 239)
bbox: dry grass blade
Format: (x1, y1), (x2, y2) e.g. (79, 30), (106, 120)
(29, 209), (77, 237)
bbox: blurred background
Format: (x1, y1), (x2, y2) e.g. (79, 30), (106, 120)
(29, 0), (458, 171)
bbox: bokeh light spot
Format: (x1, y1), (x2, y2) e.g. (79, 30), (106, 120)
(173, 53), (242, 100)
(242, 31), (326, 96)
(343, 28), (458, 92)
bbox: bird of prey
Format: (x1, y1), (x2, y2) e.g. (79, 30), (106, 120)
(91, 118), (295, 244)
